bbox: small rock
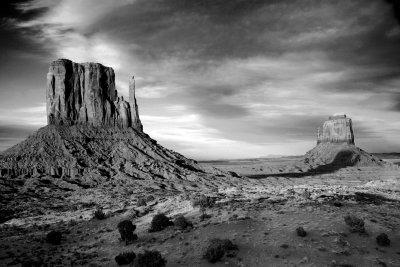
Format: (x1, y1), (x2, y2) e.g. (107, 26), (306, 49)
(296, 227), (307, 237)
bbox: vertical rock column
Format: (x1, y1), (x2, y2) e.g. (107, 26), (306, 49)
(129, 76), (144, 132)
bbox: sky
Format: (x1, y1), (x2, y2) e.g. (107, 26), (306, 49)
(0, 0), (399, 160)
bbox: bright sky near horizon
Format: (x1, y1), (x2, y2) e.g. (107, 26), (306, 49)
(0, 0), (399, 160)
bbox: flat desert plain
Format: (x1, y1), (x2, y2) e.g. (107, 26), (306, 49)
(1, 155), (399, 267)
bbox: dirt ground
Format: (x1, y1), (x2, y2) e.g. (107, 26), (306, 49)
(1, 158), (400, 267)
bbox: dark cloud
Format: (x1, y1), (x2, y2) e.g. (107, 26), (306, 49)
(0, 0), (48, 22)
(83, 0), (280, 60)
(91, 0), (400, 98)
(0, 0), (51, 73)
(385, 0), (400, 24)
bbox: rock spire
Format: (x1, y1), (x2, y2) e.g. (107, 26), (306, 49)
(129, 76), (143, 132)
(46, 59), (142, 131)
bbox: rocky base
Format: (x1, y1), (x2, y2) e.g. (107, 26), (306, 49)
(304, 143), (385, 170)
(0, 125), (209, 180)
(0, 125), (244, 224)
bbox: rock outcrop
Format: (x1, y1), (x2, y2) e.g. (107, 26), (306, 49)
(1, 59), (229, 183)
(304, 114), (384, 169)
(0, 58), (243, 225)
(317, 114), (354, 144)
(46, 59), (142, 131)
(129, 76), (143, 132)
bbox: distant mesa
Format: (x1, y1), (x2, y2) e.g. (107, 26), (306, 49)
(305, 114), (384, 170)
(47, 59), (143, 131)
(317, 114), (354, 145)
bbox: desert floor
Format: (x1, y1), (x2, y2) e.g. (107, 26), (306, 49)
(1, 157), (400, 267)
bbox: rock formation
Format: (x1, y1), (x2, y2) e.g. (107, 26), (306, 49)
(0, 59), (229, 183)
(317, 114), (354, 144)
(304, 114), (384, 169)
(0, 59), (241, 224)
(46, 59), (142, 131)
(129, 76), (143, 132)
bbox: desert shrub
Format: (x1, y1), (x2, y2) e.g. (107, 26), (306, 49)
(46, 230), (62, 245)
(192, 195), (216, 217)
(192, 195), (215, 210)
(94, 208), (106, 220)
(296, 226), (307, 237)
(174, 215), (193, 230)
(117, 220), (138, 245)
(137, 197), (147, 207)
(146, 195), (155, 202)
(204, 242), (225, 263)
(376, 233), (390, 246)
(203, 238), (238, 263)
(134, 250), (166, 267)
(344, 215), (365, 233)
(115, 251), (136, 265)
(148, 213), (173, 232)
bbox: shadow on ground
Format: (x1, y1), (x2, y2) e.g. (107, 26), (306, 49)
(247, 150), (360, 178)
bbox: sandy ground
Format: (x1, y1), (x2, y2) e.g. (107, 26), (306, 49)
(1, 158), (400, 267)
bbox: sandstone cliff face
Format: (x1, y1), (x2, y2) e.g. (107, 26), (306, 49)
(317, 114), (354, 144)
(46, 59), (142, 130)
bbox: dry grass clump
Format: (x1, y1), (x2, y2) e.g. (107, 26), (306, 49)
(93, 208), (106, 220)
